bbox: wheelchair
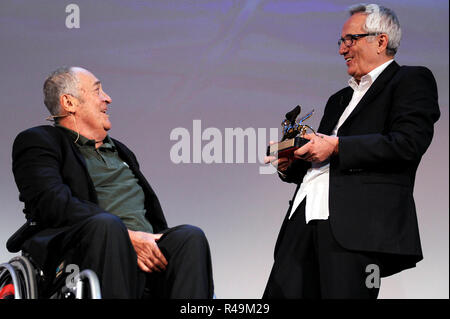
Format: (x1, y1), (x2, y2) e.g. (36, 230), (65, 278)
(0, 220), (102, 299)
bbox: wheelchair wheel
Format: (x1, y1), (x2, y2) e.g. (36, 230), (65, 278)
(0, 256), (37, 299)
(1, 255), (101, 299)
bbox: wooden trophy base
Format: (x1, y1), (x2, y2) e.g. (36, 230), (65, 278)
(266, 136), (309, 157)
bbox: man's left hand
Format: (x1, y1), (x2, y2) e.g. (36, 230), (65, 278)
(128, 230), (168, 273)
(294, 133), (339, 163)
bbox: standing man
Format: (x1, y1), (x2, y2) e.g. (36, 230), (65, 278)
(264, 4), (440, 299)
(10, 66), (214, 298)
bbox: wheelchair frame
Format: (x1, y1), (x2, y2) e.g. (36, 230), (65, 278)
(0, 255), (101, 299)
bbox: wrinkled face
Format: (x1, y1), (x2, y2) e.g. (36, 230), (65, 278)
(74, 69), (112, 136)
(339, 13), (380, 81)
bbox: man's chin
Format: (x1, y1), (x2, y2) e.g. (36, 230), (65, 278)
(347, 67), (355, 78)
(103, 122), (112, 131)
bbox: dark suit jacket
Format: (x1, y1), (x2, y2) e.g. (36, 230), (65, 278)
(9, 125), (168, 268)
(279, 62), (440, 275)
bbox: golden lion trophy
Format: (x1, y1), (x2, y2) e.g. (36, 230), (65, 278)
(266, 105), (316, 157)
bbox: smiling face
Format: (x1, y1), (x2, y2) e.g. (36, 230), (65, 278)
(339, 13), (383, 82)
(71, 68), (112, 141)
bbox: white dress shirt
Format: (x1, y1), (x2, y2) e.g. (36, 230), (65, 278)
(289, 59), (394, 222)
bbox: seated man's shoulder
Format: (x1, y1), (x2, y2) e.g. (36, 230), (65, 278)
(17, 125), (59, 137)
(14, 125), (65, 148)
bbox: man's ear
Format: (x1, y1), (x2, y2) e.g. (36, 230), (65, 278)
(378, 33), (389, 54)
(60, 94), (78, 114)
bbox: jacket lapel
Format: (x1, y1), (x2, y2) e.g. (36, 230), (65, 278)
(113, 139), (156, 196)
(114, 140), (136, 171)
(319, 87), (353, 135)
(339, 61), (400, 129)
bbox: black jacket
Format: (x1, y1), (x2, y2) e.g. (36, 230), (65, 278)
(10, 125), (168, 267)
(278, 62), (440, 275)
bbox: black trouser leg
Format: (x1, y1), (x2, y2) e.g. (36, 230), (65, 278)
(57, 212), (141, 298)
(264, 200), (380, 299)
(315, 219), (380, 299)
(263, 200), (320, 299)
(142, 224), (214, 299)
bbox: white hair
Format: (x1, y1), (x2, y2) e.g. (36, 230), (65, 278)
(43, 66), (80, 116)
(349, 3), (401, 56)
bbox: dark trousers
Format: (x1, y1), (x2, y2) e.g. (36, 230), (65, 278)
(263, 200), (380, 299)
(54, 213), (214, 299)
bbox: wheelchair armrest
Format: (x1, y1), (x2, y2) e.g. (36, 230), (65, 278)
(6, 220), (40, 253)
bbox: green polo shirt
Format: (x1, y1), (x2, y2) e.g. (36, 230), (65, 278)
(56, 125), (153, 233)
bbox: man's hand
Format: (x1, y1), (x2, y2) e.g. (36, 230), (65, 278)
(294, 133), (339, 163)
(128, 230), (168, 273)
(264, 141), (294, 172)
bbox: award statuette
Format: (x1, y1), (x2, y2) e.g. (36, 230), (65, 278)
(266, 105), (316, 157)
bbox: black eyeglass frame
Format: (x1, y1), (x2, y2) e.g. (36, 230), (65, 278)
(338, 33), (380, 47)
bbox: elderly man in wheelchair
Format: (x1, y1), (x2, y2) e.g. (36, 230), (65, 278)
(0, 66), (214, 299)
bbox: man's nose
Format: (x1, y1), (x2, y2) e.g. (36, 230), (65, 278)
(339, 42), (348, 55)
(103, 92), (112, 104)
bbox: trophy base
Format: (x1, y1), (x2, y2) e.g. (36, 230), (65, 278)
(266, 136), (309, 157)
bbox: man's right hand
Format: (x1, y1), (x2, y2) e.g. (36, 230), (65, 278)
(264, 141), (294, 172)
(127, 230), (168, 273)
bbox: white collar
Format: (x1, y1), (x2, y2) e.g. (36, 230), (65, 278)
(348, 59), (394, 91)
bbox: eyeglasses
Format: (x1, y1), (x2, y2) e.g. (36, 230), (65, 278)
(338, 33), (379, 47)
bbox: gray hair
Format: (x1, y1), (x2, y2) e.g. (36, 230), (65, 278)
(349, 3), (401, 56)
(43, 66), (80, 116)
